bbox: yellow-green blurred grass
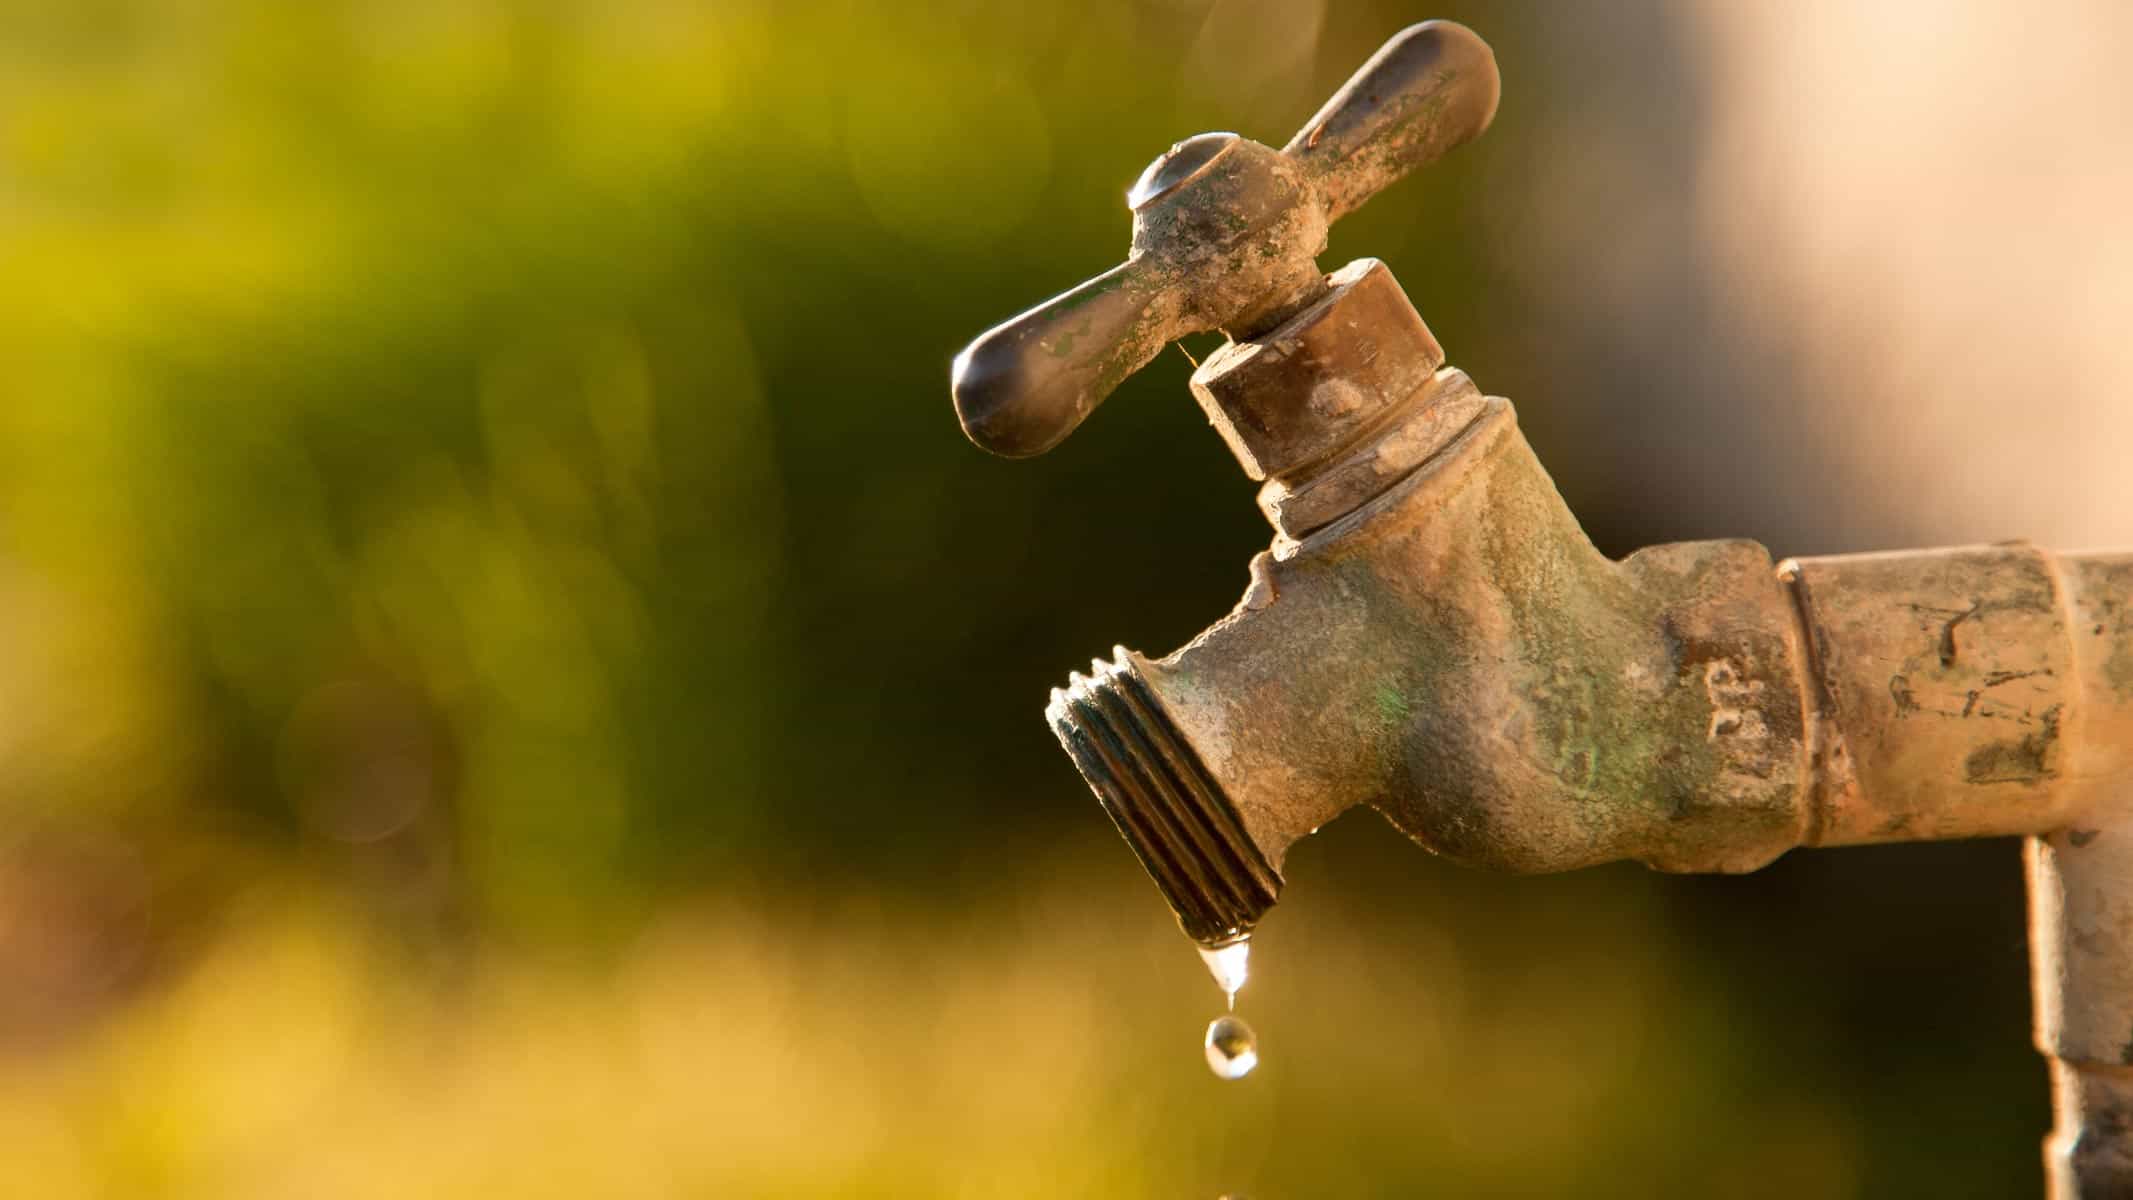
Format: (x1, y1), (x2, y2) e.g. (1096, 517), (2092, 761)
(0, 829), (1862, 1199)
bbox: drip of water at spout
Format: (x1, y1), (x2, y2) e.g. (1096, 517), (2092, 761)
(1204, 1013), (1259, 1080)
(1197, 940), (1250, 1009)
(1197, 939), (1258, 1080)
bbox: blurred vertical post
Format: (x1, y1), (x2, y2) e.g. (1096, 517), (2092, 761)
(2031, 821), (2133, 1196)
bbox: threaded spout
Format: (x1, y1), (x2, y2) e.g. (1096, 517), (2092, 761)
(1047, 648), (1281, 945)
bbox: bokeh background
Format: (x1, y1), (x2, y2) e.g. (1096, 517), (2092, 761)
(2, 0), (2129, 1195)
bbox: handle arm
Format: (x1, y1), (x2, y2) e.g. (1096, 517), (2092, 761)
(952, 258), (1189, 458)
(1284, 21), (1501, 223)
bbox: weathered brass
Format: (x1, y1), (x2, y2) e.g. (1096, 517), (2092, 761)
(952, 21), (2133, 1197)
(950, 21), (1498, 458)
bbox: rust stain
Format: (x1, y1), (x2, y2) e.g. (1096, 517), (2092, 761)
(1964, 704), (2063, 784)
(1929, 601), (1981, 667)
(1983, 668), (2052, 687)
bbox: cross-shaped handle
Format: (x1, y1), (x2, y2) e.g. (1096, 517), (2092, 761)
(951, 20), (1500, 457)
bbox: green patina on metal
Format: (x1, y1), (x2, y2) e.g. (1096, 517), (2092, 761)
(1373, 681), (1412, 726)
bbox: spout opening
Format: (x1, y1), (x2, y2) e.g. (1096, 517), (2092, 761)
(1047, 650), (1280, 944)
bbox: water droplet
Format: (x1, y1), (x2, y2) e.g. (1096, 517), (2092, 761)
(1204, 1014), (1259, 1080)
(1197, 939), (1249, 1006)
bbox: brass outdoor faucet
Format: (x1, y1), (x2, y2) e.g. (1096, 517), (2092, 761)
(951, 22), (2133, 1197)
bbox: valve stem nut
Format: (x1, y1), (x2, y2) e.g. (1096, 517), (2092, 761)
(1190, 257), (1445, 482)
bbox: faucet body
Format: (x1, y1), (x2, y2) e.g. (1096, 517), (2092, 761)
(1048, 261), (2133, 1196)
(953, 21), (2133, 1195)
(1074, 401), (2133, 897)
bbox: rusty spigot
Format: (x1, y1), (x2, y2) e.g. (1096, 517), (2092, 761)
(952, 21), (2133, 1197)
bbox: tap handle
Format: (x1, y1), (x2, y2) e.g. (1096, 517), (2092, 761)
(1284, 21), (1501, 223)
(951, 20), (1499, 458)
(952, 259), (1185, 459)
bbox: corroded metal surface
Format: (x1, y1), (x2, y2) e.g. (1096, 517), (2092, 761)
(1258, 366), (1487, 540)
(1090, 420), (2133, 924)
(2045, 1063), (2133, 1198)
(1047, 653), (1279, 945)
(1129, 399), (1813, 884)
(950, 22), (1498, 459)
(1069, 401), (2133, 1191)
(1782, 546), (2083, 844)
(1047, 334), (2133, 1193)
(1191, 258), (1445, 482)
(2031, 552), (2133, 1200)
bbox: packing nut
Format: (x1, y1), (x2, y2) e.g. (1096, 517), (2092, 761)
(1190, 258), (1446, 482)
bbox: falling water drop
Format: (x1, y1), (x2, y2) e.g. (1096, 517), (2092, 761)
(1197, 939), (1250, 1008)
(1204, 1013), (1259, 1080)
